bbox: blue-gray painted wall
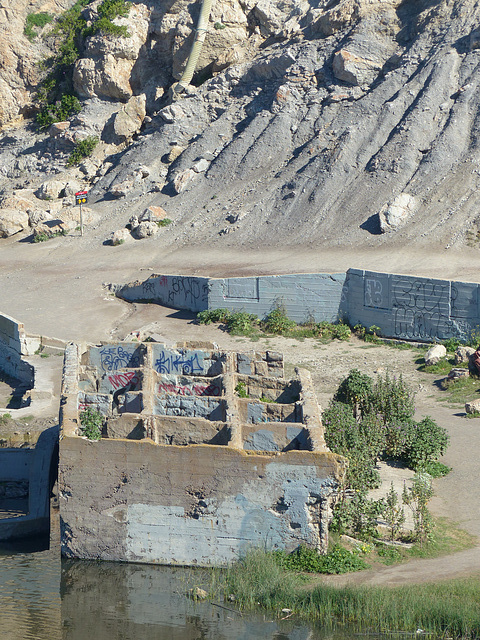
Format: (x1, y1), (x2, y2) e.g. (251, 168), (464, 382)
(116, 270), (480, 342)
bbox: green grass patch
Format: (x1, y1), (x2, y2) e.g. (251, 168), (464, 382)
(438, 375), (480, 405)
(219, 548), (480, 638)
(417, 356), (459, 375)
(197, 308), (351, 341)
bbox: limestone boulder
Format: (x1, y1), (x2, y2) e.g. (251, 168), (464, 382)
(139, 206), (168, 223)
(173, 169), (195, 194)
(447, 368), (469, 381)
(28, 210), (52, 227)
(455, 346), (475, 365)
(112, 95), (146, 141)
(132, 221), (159, 239)
(111, 228), (132, 246)
(424, 344), (447, 366)
(36, 180), (66, 201)
(0, 209), (29, 237)
(379, 194), (418, 233)
(73, 3), (150, 102)
(109, 180), (133, 198)
(465, 399), (480, 414)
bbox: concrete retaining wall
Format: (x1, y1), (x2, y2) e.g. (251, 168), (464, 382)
(0, 449), (32, 481)
(115, 270), (480, 342)
(0, 312), (34, 385)
(0, 426), (58, 541)
(59, 439), (343, 566)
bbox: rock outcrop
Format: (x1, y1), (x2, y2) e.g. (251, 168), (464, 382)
(2, 0), (480, 255)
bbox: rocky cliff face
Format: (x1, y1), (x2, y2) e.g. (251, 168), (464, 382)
(2, 0), (480, 253)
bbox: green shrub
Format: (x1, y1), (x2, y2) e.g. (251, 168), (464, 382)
(404, 416), (449, 470)
(156, 218), (172, 227)
(417, 460), (451, 478)
(67, 136), (98, 166)
(274, 544), (368, 574)
(403, 473), (434, 543)
(196, 308), (231, 324)
(225, 311), (259, 336)
(261, 306), (296, 334)
(333, 369), (373, 419)
(354, 323), (382, 343)
(24, 12), (53, 40)
(330, 493), (385, 540)
(79, 407), (103, 440)
(371, 372), (415, 426)
(36, 93), (81, 129)
(235, 381), (248, 398)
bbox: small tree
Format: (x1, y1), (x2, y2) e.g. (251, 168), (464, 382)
(402, 473), (434, 544)
(384, 482), (405, 542)
(333, 369), (373, 419)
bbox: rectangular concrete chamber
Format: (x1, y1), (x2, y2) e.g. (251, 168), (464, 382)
(59, 341), (345, 566)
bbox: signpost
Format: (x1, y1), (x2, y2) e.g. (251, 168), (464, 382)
(75, 191), (88, 236)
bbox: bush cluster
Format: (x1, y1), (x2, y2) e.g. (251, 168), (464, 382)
(67, 136), (98, 166)
(24, 12), (53, 41)
(197, 307), (351, 341)
(273, 544), (368, 574)
(324, 369), (448, 490)
(79, 407), (103, 440)
(35, 0), (131, 128)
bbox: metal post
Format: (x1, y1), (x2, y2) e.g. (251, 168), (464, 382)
(80, 203), (84, 237)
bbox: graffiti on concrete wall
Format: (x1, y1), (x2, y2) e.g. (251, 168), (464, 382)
(157, 381), (221, 397)
(96, 346), (143, 372)
(141, 276), (209, 309)
(392, 278), (450, 340)
(107, 371), (141, 392)
(154, 350), (204, 375)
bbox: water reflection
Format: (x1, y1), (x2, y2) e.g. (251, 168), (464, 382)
(0, 534), (61, 640)
(62, 560), (326, 640)
(1, 536), (378, 640)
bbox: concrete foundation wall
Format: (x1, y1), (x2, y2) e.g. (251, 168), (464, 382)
(0, 449), (32, 481)
(117, 275), (210, 312)
(0, 312), (34, 385)
(59, 438), (344, 566)
(115, 270), (480, 342)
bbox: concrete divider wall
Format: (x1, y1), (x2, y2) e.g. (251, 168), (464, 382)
(0, 312), (34, 385)
(0, 449), (32, 481)
(117, 275), (210, 312)
(208, 273), (346, 323)
(116, 270), (480, 342)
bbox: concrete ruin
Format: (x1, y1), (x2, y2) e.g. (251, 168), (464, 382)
(58, 341), (345, 566)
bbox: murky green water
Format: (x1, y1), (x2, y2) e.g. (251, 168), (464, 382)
(0, 526), (377, 640)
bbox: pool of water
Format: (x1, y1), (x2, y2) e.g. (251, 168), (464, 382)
(0, 517), (381, 640)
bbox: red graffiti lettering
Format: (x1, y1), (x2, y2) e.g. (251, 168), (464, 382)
(108, 371), (139, 390)
(157, 382), (221, 397)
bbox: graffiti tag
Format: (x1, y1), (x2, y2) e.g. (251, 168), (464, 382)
(154, 352), (203, 375)
(99, 346), (142, 372)
(157, 382), (220, 397)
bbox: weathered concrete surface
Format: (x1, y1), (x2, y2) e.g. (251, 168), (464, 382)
(59, 439), (344, 565)
(59, 340), (342, 564)
(116, 269), (480, 343)
(0, 425), (58, 541)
